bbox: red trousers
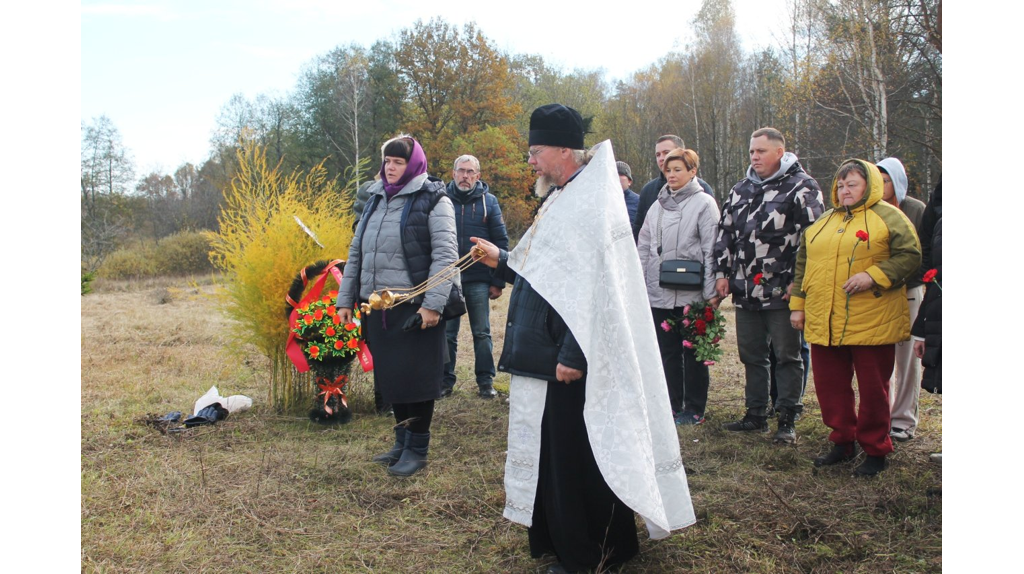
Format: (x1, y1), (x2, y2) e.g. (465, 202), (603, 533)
(810, 344), (895, 457)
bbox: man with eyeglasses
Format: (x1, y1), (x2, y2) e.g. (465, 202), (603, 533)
(472, 104), (695, 573)
(441, 155), (509, 399)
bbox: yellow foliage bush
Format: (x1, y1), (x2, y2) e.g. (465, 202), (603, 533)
(97, 243), (158, 280)
(206, 142), (358, 411)
(154, 231), (214, 276)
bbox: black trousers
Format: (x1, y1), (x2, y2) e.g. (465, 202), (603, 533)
(528, 377), (639, 571)
(652, 307), (710, 415)
(392, 400), (434, 434)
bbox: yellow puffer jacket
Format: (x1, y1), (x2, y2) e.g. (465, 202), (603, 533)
(790, 159), (921, 347)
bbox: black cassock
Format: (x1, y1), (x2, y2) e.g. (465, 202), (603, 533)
(527, 376), (640, 572)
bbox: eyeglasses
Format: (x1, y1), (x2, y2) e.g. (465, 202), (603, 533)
(527, 146), (548, 158)
(455, 168), (478, 175)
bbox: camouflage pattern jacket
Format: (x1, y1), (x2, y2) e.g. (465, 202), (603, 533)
(712, 156), (824, 310)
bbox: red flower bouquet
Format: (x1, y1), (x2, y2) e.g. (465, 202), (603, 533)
(659, 300), (727, 364)
(292, 291), (363, 364)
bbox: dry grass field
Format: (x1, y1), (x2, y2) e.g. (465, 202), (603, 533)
(81, 275), (941, 573)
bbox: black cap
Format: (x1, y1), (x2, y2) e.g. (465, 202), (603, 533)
(528, 104), (585, 149)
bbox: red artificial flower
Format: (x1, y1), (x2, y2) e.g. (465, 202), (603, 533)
(347, 339), (359, 349)
(856, 230), (869, 242)
(334, 340), (345, 350)
(753, 272), (764, 285)
(328, 290), (339, 298)
(322, 296), (332, 304)
(923, 268), (938, 283)
(308, 345), (320, 358)
(314, 309), (324, 321)
(325, 306), (336, 317)
(332, 314), (341, 325)
(303, 315), (314, 325)
(344, 322), (357, 332)
(326, 327), (336, 337)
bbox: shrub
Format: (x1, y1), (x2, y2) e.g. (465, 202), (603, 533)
(154, 231), (213, 276)
(207, 142), (359, 411)
(82, 270), (96, 295)
(97, 244), (158, 280)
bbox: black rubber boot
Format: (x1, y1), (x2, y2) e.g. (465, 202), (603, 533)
(814, 442), (858, 467)
(388, 431), (430, 477)
(853, 455), (888, 477)
(372, 426), (407, 466)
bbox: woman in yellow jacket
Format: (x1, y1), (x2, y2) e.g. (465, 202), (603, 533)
(789, 159), (921, 477)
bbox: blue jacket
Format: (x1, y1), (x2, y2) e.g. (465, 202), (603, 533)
(445, 180), (510, 287)
(623, 188), (640, 225)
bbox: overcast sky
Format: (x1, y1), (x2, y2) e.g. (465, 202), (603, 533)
(82, 0), (793, 174)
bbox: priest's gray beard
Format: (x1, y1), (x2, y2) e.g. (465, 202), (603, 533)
(533, 174), (558, 198)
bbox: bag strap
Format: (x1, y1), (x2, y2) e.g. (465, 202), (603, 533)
(657, 205), (665, 258)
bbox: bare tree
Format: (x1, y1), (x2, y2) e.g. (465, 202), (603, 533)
(81, 116), (137, 271)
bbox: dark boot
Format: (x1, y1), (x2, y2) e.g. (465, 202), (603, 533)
(372, 426), (407, 466)
(813, 442), (858, 467)
(388, 431), (430, 477)
(772, 409), (797, 444)
(853, 455), (888, 477)
(722, 412), (768, 432)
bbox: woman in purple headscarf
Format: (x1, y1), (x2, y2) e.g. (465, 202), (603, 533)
(337, 135), (459, 477)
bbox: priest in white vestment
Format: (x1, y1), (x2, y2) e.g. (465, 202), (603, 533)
(471, 104), (696, 573)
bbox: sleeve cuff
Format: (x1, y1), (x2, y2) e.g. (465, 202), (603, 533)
(866, 266), (892, 289)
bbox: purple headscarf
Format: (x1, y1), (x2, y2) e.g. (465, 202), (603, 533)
(380, 137), (428, 199)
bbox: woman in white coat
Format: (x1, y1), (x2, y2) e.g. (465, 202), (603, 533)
(638, 148), (721, 425)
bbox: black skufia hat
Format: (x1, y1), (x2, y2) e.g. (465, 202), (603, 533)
(528, 104), (585, 149)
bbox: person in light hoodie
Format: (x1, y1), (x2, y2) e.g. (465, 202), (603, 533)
(876, 157), (926, 443)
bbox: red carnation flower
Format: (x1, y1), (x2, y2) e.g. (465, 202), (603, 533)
(308, 345), (320, 358)
(325, 306), (336, 316)
(322, 296), (332, 304)
(753, 272), (764, 285)
(923, 268), (938, 283)
(328, 290), (339, 298)
(332, 314), (341, 325)
(334, 340), (344, 350)
(347, 339), (359, 349)
(856, 230), (869, 242)
(344, 322), (357, 332)
(303, 315), (314, 325)
(314, 309), (324, 321)
(326, 327), (336, 337)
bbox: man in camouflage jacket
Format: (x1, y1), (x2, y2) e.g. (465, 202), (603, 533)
(712, 128), (824, 443)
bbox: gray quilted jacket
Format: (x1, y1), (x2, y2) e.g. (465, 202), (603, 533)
(637, 178), (721, 309)
(338, 173), (458, 313)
